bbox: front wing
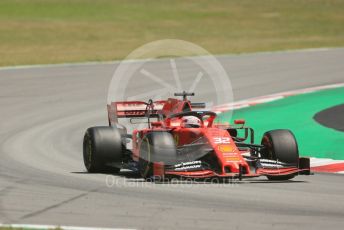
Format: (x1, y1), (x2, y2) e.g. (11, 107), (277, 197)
(152, 157), (311, 180)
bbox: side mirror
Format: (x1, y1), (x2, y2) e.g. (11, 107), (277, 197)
(151, 121), (163, 128)
(227, 128), (238, 137)
(234, 119), (245, 125)
(191, 103), (206, 109)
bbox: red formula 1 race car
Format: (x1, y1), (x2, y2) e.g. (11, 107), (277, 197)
(83, 92), (311, 181)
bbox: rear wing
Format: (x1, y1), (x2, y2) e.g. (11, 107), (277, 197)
(107, 101), (166, 124)
(107, 99), (207, 125)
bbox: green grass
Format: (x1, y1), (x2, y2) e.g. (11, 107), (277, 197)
(0, 0), (343, 66)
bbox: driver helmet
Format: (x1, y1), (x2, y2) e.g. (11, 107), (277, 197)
(182, 116), (202, 128)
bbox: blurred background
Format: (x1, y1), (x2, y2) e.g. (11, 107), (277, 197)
(0, 0), (343, 66)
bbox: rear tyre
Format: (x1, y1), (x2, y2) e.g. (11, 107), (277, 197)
(139, 132), (177, 179)
(83, 126), (124, 173)
(261, 129), (299, 180)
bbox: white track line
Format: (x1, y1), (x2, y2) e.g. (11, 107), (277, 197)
(310, 158), (344, 167)
(0, 47), (337, 71)
(0, 223), (135, 230)
(214, 82), (344, 112)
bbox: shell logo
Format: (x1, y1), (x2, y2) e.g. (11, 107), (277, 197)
(218, 145), (233, 152)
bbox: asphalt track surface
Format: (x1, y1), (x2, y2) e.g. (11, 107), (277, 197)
(1, 48), (344, 230)
(314, 103), (344, 132)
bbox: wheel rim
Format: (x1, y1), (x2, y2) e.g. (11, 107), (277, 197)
(140, 138), (151, 178)
(262, 136), (274, 159)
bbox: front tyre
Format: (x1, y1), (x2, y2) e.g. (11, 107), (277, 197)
(138, 137), (153, 179)
(139, 132), (177, 179)
(261, 129), (299, 180)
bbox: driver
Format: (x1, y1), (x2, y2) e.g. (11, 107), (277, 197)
(181, 116), (202, 128)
